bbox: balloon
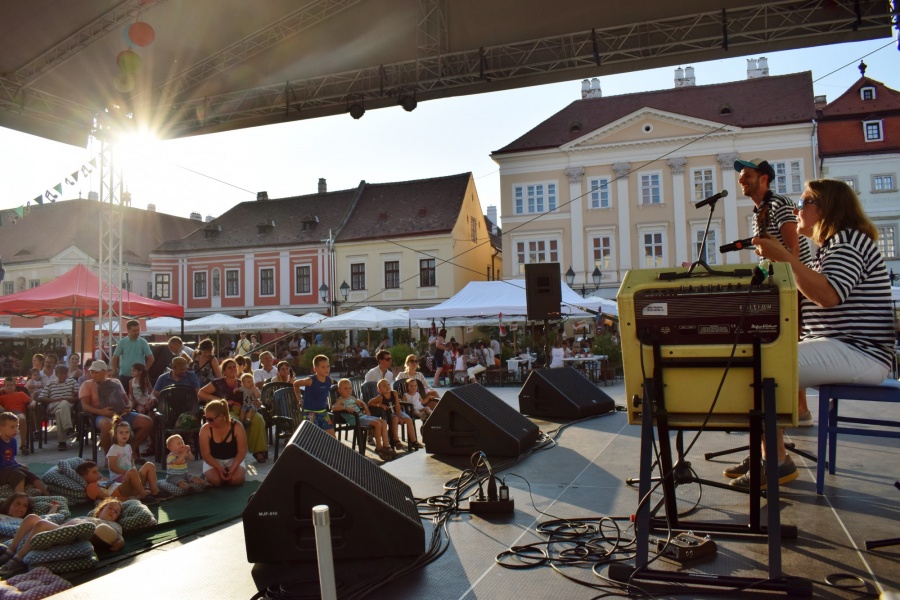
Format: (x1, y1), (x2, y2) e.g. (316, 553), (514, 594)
(113, 71), (135, 93)
(121, 25), (136, 48)
(116, 49), (142, 74)
(128, 22), (155, 47)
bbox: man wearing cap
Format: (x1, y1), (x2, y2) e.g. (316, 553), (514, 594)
(80, 360), (153, 459)
(734, 158), (814, 429)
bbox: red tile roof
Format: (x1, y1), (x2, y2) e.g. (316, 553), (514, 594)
(0, 199), (202, 265)
(819, 77), (900, 117)
(818, 116), (900, 157)
(494, 72), (816, 154)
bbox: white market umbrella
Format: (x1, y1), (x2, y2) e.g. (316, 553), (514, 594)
(312, 306), (409, 331)
(584, 296), (619, 317)
(144, 316), (183, 336)
(240, 310), (324, 332)
(182, 313), (242, 334)
(20, 321), (71, 338)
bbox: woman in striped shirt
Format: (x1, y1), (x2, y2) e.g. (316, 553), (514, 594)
(727, 179), (893, 490)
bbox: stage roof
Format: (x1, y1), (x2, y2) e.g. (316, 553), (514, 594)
(0, 0), (893, 146)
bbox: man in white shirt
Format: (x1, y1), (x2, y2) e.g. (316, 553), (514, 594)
(253, 351), (279, 389)
(490, 337), (501, 361)
(364, 350), (395, 384)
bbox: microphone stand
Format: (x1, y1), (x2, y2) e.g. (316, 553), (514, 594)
(659, 196), (749, 281)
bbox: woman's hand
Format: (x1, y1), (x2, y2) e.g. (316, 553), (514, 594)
(752, 236), (792, 263)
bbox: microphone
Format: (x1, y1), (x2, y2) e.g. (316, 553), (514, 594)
(719, 238), (754, 253)
(696, 189), (728, 209)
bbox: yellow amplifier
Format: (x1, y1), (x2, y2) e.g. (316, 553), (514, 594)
(616, 263), (798, 428)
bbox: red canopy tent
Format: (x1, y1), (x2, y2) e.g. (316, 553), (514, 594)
(0, 264), (183, 319)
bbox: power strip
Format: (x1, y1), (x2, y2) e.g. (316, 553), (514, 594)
(469, 499), (515, 515)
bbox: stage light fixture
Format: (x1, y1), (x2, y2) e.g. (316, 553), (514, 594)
(348, 103), (365, 119)
(399, 95), (417, 112)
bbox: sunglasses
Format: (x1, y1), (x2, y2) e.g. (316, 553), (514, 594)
(204, 414), (221, 423)
(796, 198), (820, 210)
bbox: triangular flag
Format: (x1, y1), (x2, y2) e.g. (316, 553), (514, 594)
(89, 158), (97, 167)
(15, 206), (24, 217)
(53, 183), (62, 195)
(33, 195), (43, 206)
(65, 170), (79, 185)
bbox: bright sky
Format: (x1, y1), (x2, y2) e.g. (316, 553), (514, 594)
(1, 37), (898, 228)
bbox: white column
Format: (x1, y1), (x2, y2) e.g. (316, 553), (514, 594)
(244, 252), (255, 308)
(279, 250), (290, 306)
(179, 258), (188, 308)
(717, 153), (740, 264)
(565, 167), (586, 281)
(668, 157), (688, 265)
(613, 162), (632, 273)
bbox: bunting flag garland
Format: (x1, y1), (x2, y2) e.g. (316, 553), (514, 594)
(3, 157), (97, 227)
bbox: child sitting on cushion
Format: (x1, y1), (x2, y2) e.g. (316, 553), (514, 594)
(0, 412), (50, 495)
(165, 434), (209, 492)
(0, 497), (125, 576)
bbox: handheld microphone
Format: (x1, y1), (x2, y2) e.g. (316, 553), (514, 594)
(695, 189), (728, 209)
(719, 237), (754, 253)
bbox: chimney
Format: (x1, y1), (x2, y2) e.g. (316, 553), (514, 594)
(189, 212), (202, 221)
(674, 67), (684, 86)
(757, 57), (769, 76)
(747, 57), (769, 79)
(257, 191), (268, 201)
(318, 178), (327, 193)
(486, 205), (498, 230)
(88, 191), (99, 201)
(581, 78), (602, 99)
(814, 95), (828, 109)
(147, 203), (156, 212)
(205, 215), (214, 223)
(674, 66), (695, 87)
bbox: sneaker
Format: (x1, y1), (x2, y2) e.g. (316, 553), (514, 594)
(155, 488), (173, 499)
(729, 456), (799, 490)
(723, 456), (751, 479)
(0, 556), (25, 577)
(140, 495), (159, 506)
(797, 410), (814, 427)
(57, 442), (67, 451)
(64, 427), (75, 438)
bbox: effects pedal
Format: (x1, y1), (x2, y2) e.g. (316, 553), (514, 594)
(654, 532), (717, 563)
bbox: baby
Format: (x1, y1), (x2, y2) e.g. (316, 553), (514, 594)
(403, 379), (432, 421)
(239, 372), (260, 427)
(24, 369), (43, 399)
(165, 434), (209, 492)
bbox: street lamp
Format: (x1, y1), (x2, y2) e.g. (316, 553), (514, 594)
(320, 281), (351, 315)
(566, 266), (603, 297)
(565, 267), (576, 287)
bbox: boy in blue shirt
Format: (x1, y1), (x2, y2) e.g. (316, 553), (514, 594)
(292, 355), (335, 437)
(0, 413), (50, 495)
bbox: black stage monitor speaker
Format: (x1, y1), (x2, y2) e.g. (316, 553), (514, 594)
(519, 367), (616, 419)
(421, 384), (540, 457)
(524, 262), (562, 321)
(243, 421), (424, 563)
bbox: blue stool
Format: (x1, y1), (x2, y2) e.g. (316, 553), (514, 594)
(817, 380), (900, 494)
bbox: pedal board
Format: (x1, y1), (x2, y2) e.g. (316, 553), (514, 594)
(654, 532), (717, 563)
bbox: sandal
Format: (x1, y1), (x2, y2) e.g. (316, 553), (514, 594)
(408, 441), (425, 451)
(0, 555), (25, 577)
(375, 447), (393, 461)
(392, 441), (406, 451)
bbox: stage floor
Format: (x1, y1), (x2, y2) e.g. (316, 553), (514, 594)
(48, 381), (900, 599)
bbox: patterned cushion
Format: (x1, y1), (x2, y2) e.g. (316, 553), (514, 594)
(32, 496), (71, 520)
(40, 458), (89, 505)
(87, 499), (156, 532)
(30, 522), (95, 550)
(30, 553), (99, 574)
(23, 539), (95, 567)
(2, 565), (74, 597)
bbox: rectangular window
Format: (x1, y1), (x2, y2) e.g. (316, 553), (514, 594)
(864, 120), (884, 142)
(470, 217), (478, 242)
(514, 183), (557, 214)
(154, 274), (171, 299)
(294, 265), (311, 294)
(873, 174), (896, 191)
(29, 279), (40, 289)
(591, 235), (613, 271)
(225, 269), (240, 297)
(589, 178), (610, 209)
(692, 168), (714, 202)
(771, 161), (803, 195)
(838, 176), (858, 190)
(193, 272), (207, 298)
(693, 229), (718, 265)
(384, 261), (400, 289)
(351, 263), (366, 291)
(515, 239), (559, 273)
(877, 226), (896, 259)
(419, 258), (436, 287)
(861, 87), (875, 100)
(640, 173), (661, 205)
(642, 232), (665, 268)
(3, 282), (14, 295)
(259, 268), (275, 296)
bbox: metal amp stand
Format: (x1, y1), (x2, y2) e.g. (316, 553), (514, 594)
(609, 338), (812, 596)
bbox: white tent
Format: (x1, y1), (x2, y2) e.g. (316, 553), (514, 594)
(144, 316), (184, 336)
(240, 310), (324, 331)
(311, 306), (409, 331)
(584, 296), (619, 317)
(20, 322), (71, 338)
(409, 280), (603, 321)
(182, 313), (242, 334)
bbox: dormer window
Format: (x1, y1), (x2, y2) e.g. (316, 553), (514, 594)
(864, 120), (884, 142)
(203, 223), (221, 238)
(256, 220), (275, 234)
(860, 86), (876, 101)
(301, 214), (319, 231)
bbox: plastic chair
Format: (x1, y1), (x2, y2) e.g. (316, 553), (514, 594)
(76, 400), (100, 463)
(329, 383), (368, 455)
(271, 387), (304, 461)
(153, 385), (202, 465)
(260, 380), (293, 444)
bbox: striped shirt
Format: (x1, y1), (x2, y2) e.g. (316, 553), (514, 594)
(801, 229), (894, 370)
(38, 378), (79, 403)
(754, 191), (812, 266)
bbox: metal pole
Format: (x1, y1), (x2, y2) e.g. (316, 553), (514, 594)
(312, 505), (337, 600)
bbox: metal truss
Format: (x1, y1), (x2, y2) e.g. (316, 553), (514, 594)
(161, 0), (894, 134)
(0, 76), (93, 133)
(96, 131), (125, 357)
(140, 0), (365, 103)
(416, 0), (448, 82)
(9, 0), (169, 89)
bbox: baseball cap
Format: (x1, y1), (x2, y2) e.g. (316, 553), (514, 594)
(733, 158), (776, 181)
(89, 360), (108, 372)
